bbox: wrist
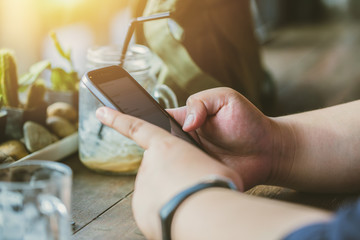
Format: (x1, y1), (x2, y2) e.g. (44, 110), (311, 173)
(159, 176), (238, 240)
(171, 188), (242, 240)
(268, 117), (298, 186)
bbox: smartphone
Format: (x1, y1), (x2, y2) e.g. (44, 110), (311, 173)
(82, 65), (202, 149)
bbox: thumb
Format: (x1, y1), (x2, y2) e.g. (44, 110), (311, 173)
(181, 96), (209, 132)
(182, 88), (236, 131)
(166, 106), (187, 125)
(166, 104), (207, 132)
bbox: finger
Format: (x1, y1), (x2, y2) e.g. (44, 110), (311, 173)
(183, 88), (232, 131)
(96, 107), (171, 149)
(166, 106), (187, 125)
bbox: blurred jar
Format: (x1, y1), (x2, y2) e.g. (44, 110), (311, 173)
(79, 44), (178, 174)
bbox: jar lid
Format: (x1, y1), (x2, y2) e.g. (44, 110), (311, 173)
(87, 44), (152, 72)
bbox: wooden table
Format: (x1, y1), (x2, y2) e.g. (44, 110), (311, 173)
(62, 153), (360, 240)
(62, 154), (145, 240)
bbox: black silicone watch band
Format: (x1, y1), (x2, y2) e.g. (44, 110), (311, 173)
(159, 176), (238, 240)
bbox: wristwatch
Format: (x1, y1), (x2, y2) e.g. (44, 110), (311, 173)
(159, 175), (238, 240)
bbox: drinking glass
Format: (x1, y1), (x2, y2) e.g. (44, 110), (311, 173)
(0, 160), (72, 240)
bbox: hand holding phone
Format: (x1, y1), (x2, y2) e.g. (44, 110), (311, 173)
(81, 65), (201, 149)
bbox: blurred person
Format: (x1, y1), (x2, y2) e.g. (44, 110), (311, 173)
(136, 0), (275, 112)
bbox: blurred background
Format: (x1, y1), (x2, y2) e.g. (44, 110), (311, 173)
(1, 0), (360, 115)
(0, 0), (136, 75)
(255, 0), (360, 114)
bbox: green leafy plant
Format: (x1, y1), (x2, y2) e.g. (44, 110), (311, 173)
(0, 31), (78, 111)
(18, 60), (51, 92)
(49, 31), (78, 91)
(19, 31), (79, 93)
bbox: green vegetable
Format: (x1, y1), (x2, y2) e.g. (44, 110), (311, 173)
(0, 31), (78, 111)
(50, 31), (73, 69)
(19, 60), (51, 92)
(49, 31), (78, 91)
(0, 95), (3, 109)
(19, 31), (79, 93)
(0, 49), (20, 108)
(25, 80), (46, 109)
(50, 68), (78, 91)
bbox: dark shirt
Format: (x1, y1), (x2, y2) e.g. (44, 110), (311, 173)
(284, 199), (360, 239)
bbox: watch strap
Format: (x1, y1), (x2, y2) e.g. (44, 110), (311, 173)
(159, 176), (238, 240)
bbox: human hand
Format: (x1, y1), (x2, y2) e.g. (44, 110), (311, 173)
(96, 107), (242, 240)
(167, 87), (289, 190)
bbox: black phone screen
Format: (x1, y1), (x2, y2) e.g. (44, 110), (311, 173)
(89, 68), (199, 147)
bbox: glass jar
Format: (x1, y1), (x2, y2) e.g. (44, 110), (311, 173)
(79, 44), (178, 174)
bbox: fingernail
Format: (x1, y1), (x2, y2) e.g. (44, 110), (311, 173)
(183, 114), (194, 129)
(96, 107), (107, 121)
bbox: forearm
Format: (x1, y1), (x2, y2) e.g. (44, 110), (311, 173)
(273, 100), (360, 192)
(172, 188), (331, 240)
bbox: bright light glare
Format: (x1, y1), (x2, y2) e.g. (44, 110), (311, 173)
(49, 0), (85, 8)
